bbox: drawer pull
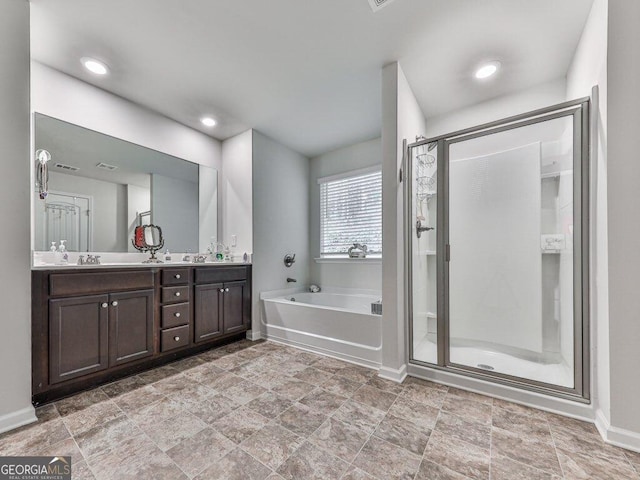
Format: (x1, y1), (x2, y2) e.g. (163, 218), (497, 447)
(101, 302), (108, 308)
(225, 288), (229, 292)
(175, 292), (181, 297)
(112, 301), (118, 307)
(175, 274), (181, 279)
(174, 336), (180, 342)
(219, 288), (224, 293)
(175, 312), (181, 318)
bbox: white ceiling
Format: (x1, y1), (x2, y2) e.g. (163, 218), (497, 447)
(30, 0), (594, 158)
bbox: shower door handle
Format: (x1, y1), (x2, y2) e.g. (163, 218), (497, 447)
(445, 244), (451, 262)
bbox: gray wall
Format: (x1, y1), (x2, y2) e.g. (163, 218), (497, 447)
(151, 174), (199, 253)
(0, 0), (34, 431)
(221, 130), (253, 254)
(252, 131), (310, 335)
(380, 63), (428, 381)
(309, 138), (382, 291)
(607, 0), (640, 438)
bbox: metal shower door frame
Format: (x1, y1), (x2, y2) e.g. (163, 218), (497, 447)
(405, 97), (591, 402)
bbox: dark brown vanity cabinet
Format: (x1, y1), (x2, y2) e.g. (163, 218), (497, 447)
(49, 289), (154, 384)
(194, 267), (251, 343)
(33, 265), (251, 404)
(49, 295), (109, 384)
(108, 290), (154, 367)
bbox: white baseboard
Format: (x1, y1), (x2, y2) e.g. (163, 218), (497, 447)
(595, 408), (640, 453)
(246, 330), (262, 341)
(0, 406), (37, 435)
(378, 364), (407, 383)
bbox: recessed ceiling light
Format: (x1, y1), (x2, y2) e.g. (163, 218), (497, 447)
(475, 61), (501, 79)
(81, 57), (108, 75)
(201, 117), (217, 127)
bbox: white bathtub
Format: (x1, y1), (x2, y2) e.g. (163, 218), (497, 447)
(260, 288), (382, 368)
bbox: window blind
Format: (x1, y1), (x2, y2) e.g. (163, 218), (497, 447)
(319, 168), (382, 255)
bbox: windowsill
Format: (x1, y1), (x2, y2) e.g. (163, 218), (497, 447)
(314, 256), (382, 264)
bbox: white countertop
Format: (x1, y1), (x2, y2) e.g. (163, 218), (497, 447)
(31, 261), (250, 271)
(32, 251), (251, 270)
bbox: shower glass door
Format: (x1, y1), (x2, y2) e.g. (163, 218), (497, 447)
(408, 99), (589, 399)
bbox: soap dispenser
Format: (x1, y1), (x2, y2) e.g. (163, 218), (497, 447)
(58, 240), (69, 265)
(164, 249), (172, 263)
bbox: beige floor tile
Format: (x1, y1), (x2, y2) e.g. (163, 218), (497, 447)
(241, 424), (304, 470)
(309, 418), (370, 463)
(212, 406), (271, 443)
(275, 403), (327, 437)
(165, 427), (235, 477)
(353, 436), (422, 480)
(352, 385), (397, 411)
(277, 441), (349, 480)
(194, 448), (272, 480)
(373, 413), (431, 456)
(423, 430), (490, 480)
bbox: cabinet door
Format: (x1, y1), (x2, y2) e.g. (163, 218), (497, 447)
(223, 281), (247, 334)
(108, 290), (154, 367)
(194, 283), (223, 342)
(50, 295), (109, 384)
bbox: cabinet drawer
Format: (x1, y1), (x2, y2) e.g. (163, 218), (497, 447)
(50, 271), (154, 297)
(162, 286), (190, 303)
(195, 266), (248, 284)
(162, 302), (190, 329)
(161, 325), (190, 352)
(162, 268), (190, 286)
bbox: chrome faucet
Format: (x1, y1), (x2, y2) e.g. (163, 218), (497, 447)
(78, 254), (101, 265)
(192, 254), (207, 263)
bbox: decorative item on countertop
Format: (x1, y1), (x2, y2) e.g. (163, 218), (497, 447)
(348, 243), (368, 258)
(309, 284), (321, 293)
(131, 224), (165, 263)
(284, 253), (296, 267)
(371, 300), (382, 315)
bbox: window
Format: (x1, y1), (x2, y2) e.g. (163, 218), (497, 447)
(319, 167), (382, 256)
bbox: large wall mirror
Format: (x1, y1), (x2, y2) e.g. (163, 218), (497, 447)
(33, 113), (217, 253)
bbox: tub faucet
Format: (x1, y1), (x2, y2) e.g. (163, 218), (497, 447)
(286, 278), (297, 283)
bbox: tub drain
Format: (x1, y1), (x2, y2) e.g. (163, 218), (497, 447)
(477, 364), (494, 371)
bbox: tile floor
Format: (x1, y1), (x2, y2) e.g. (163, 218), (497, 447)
(1, 339), (639, 480)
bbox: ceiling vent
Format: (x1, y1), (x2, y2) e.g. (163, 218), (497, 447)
(96, 162), (118, 171)
(54, 162), (80, 172)
(367, 0), (397, 12)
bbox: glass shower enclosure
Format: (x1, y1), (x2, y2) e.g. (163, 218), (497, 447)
(406, 99), (589, 399)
